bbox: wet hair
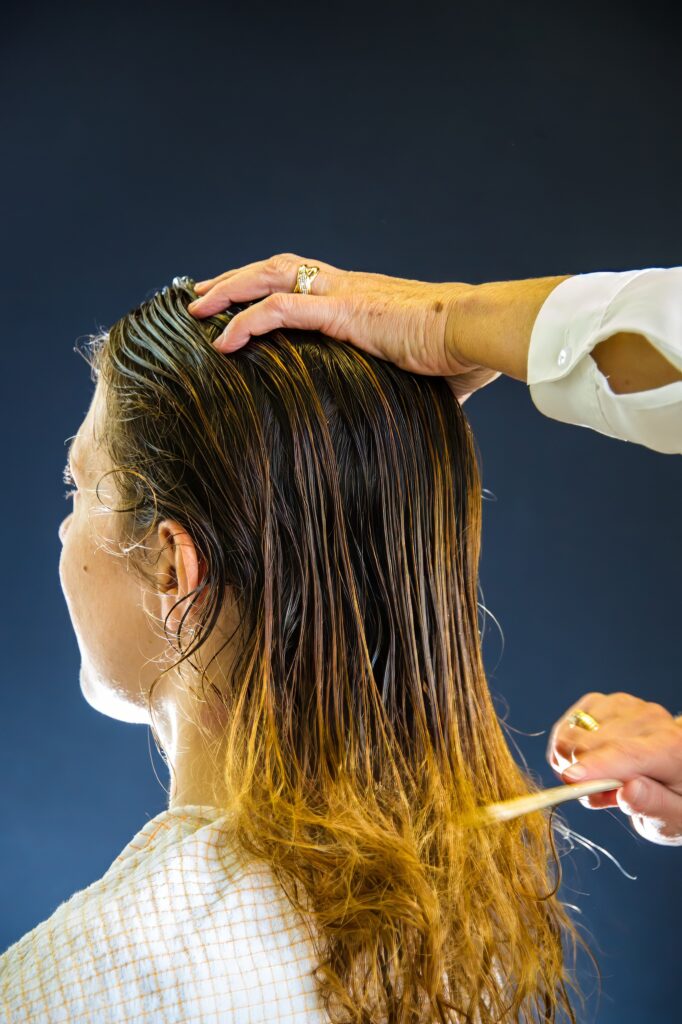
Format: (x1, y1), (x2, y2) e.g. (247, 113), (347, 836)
(81, 275), (599, 1023)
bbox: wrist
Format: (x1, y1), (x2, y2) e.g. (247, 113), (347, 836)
(448, 275), (573, 383)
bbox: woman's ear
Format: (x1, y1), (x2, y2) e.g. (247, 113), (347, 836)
(149, 519), (207, 635)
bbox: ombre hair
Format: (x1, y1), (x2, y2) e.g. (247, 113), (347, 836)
(81, 276), (599, 1023)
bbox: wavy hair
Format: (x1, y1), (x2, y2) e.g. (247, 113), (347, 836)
(80, 275), (599, 1023)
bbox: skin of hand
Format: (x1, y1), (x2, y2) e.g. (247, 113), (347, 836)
(547, 692), (682, 846)
(187, 252), (503, 404)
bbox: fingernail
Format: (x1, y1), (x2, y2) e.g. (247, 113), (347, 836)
(188, 300), (200, 311)
(563, 763), (587, 781)
(194, 280), (211, 290)
(627, 779), (644, 804)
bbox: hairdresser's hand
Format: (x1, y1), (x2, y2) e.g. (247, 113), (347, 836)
(547, 692), (682, 846)
(187, 253), (502, 404)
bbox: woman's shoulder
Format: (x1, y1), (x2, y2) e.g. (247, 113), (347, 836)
(0, 806), (329, 1022)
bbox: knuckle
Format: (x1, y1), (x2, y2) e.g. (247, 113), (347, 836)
(271, 252), (298, 273)
(646, 701), (670, 719)
(609, 691), (637, 703)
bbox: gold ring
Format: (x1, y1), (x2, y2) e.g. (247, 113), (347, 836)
(292, 263), (320, 295)
(567, 709), (600, 732)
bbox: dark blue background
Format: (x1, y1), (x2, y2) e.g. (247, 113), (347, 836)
(2, 2), (680, 1019)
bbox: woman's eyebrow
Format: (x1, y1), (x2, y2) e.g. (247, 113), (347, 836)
(64, 437), (82, 475)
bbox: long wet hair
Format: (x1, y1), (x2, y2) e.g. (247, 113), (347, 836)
(81, 275), (599, 1023)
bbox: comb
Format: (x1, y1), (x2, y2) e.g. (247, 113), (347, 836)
(469, 777), (625, 825)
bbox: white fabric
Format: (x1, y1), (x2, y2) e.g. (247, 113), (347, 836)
(0, 806), (330, 1023)
(527, 267), (682, 454)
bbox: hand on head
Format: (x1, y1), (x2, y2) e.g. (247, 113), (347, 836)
(188, 252), (502, 405)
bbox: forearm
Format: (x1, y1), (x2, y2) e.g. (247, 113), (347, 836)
(453, 277), (682, 393)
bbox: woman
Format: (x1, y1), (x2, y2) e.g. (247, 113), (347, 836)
(0, 267), (678, 1024)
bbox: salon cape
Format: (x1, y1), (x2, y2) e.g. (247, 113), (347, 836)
(0, 806), (330, 1023)
(527, 266), (682, 454)
(0, 266), (680, 1024)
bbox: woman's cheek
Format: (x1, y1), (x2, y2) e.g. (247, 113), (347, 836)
(58, 507), (100, 630)
(58, 521), (78, 611)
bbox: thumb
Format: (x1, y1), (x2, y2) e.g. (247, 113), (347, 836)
(616, 776), (682, 846)
(445, 367), (502, 404)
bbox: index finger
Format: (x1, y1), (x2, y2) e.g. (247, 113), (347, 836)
(189, 253), (344, 316)
(193, 259), (266, 293)
(561, 730), (682, 789)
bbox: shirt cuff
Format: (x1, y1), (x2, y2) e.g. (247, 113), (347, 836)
(527, 268), (682, 454)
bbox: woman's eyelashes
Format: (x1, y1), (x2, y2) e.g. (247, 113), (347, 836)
(63, 462), (78, 499)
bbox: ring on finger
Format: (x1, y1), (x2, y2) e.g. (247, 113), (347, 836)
(567, 709), (600, 732)
(292, 264), (320, 295)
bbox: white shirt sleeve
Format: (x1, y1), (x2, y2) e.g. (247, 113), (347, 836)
(527, 267), (682, 454)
